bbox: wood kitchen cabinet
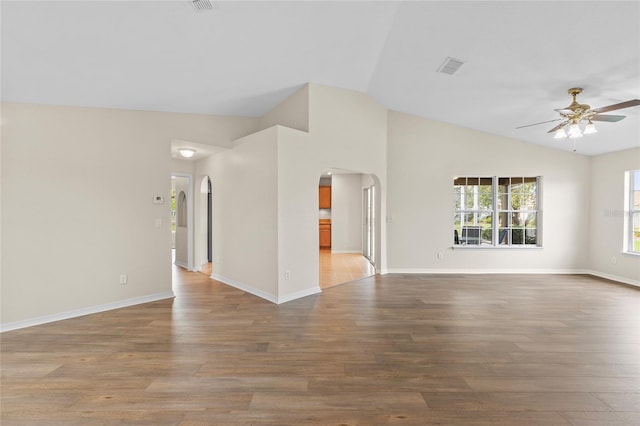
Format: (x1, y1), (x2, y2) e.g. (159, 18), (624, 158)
(319, 186), (331, 209)
(319, 219), (331, 249)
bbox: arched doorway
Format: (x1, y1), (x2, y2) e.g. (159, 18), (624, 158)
(171, 173), (193, 270)
(318, 170), (378, 289)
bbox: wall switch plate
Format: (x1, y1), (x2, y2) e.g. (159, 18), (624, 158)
(119, 274), (128, 285)
(153, 195), (164, 204)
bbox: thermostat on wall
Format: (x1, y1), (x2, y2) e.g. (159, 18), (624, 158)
(153, 195), (164, 204)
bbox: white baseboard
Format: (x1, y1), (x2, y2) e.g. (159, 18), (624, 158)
(210, 274), (321, 304)
(381, 268), (639, 288)
(174, 260), (189, 270)
(383, 268), (587, 275)
(211, 274), (278, 303)
(586, 270), (640, 288)
(0, 291), (175, 333)
(277, 286), (322, 304)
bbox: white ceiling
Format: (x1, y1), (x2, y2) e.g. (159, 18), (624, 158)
(2, 1), (639, 156)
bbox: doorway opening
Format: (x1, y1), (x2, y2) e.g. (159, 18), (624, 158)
(318, 170), (378, 289)
(198, 176), (213, 277)
(171, 173), (193, 271)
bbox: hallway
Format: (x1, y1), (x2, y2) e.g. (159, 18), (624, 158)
(319, 249), (375, 289)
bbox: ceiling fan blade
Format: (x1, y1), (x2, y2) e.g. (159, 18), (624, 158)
(547, 122), (567, 134)
(590, 114), (626, 123)
(516, 118), (562, 129)
(591, 99), (640, 114)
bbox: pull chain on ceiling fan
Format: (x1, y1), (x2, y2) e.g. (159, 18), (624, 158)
(517, 88), (640, 140)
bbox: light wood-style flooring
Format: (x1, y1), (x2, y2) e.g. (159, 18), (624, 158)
(1, 270), (639, 425)
(319, 249), (374, 289)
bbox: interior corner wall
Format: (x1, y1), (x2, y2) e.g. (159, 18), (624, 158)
(0, 103), (250, 328)
(589, 147), (640, 284)
(386, 110), (591, 273)
(258, 84), (309, 133)
(331, 173), (364, 253)
(171, 158), (195, 175)
(212, 128), (279, 300)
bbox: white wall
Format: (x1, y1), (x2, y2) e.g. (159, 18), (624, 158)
(274, 84), (388, 301)
(331, 173), (363, 253)
(308, 84), (388, 271)
(386, 110), (591, 273)
(589, 147), (640, 285)
(259, 85), (309, 133)
(209, 84), (387, 303)
(0, 103), (256, 328)
(212, 128), (279, 300)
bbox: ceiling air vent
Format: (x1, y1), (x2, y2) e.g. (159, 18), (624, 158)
(191, 0), (214, 13)
(437, 57), (466, 75)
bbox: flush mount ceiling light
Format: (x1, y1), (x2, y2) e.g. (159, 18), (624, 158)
(179, 148), (196, 158)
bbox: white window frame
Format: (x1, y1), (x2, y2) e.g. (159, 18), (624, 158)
(454, 176), (542, 248)
(625, 170), (640, 254)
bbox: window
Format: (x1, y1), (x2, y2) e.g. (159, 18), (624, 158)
(626, 170), (640, 254)
(454, 176), (540, 247)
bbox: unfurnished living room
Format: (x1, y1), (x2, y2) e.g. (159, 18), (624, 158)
(1, 1), (639, 425)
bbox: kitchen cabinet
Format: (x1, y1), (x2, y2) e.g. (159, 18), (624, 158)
(319, 186), (331, 209)
(319, 219), (331, 248)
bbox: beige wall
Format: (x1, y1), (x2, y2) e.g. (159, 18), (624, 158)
(203, 84), (387, 302)
(273, 85), (388, 300)
(212, 128), (279, 300)
(589, 147), (640, 285)
(386, 110), (591, 273)
(2, 86), (636, 328)
(331, 173), (364, 253)
(0, 103), (255, 328)
(259, 84), (309, 133)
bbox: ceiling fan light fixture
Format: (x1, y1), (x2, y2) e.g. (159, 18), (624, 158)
(583, 120), (597, 135)
(554, 127), (568, 139)
(568, 123), (582, 139)
(179, 148), (196, 158)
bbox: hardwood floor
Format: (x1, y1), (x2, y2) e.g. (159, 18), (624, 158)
(319, 249), (374, 289)
(1, 270), (639, 425)
(199, 262), (213, 277)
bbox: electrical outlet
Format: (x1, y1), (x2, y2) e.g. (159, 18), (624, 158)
(119, 274), (128, 285)
(611, 257), (617, 265)
(437, 252), (444, 260)
(285, 270), (291, 280)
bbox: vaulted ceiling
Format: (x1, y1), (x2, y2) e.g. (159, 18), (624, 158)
(2, 1), (639, 155)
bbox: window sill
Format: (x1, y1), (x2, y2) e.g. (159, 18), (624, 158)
(452, 245), (542, 250)
(621, 251), (640, 257)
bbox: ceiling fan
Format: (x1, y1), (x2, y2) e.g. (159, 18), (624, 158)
(517, 88), (640, 140)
